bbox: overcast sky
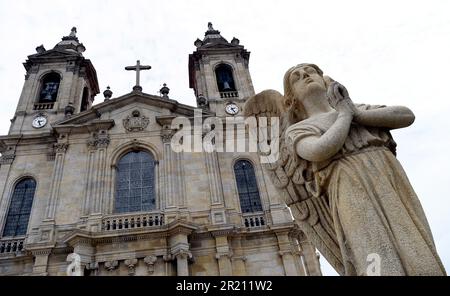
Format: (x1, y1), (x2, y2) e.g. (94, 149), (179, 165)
(1, 0), (449, 276)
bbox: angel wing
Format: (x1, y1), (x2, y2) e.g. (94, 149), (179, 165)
(244, 90), (345, 275)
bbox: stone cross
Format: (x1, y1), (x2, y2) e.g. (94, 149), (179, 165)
(125, 60), (151, 92)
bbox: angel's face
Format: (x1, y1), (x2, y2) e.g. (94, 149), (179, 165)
(289, 65), (327, 100)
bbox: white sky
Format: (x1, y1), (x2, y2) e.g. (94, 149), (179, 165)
(1, 0), (449, 276)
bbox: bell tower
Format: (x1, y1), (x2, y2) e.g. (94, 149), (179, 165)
(189, 23), (255, 116)
(9, 27), (99, 135)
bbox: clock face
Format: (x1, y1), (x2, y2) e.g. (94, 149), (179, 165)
(32, 116), (47, 128)
(225, 103), (239, 115)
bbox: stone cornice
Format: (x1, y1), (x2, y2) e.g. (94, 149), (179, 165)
(53, 119), (115, 135)
(27, 247), (53, 256)
(0, 133), (55, 147)
(207, 224), (236, 237)
(166, 220), (198, 236)
(62, 220), (198, 247)
(189, 231), (213, 240)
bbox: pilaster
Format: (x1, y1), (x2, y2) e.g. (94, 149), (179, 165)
(275, 231), (298, 276)
(30, 248), (52, 275)
(204, 149), (227, 225)
(160, 124), (188, 222)
(299, 239), (322, 276)
(231, 236), (247, 276)
(83, 129), (110, 216)
(174, 249), (192, 276)
(167, 221), (197, 275)
(0, 141), (17, 230)
(45, 133), (69, 220)
(211, 227), (234, 276)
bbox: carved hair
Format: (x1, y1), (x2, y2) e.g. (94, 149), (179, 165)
(283, 63), (333, 123)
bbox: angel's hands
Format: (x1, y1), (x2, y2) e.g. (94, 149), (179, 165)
(327, 82), (358, 118)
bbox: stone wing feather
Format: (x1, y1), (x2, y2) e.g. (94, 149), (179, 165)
(244, 90), (345, 275)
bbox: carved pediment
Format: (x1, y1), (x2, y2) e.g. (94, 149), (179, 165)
(53, 92), (213, 127)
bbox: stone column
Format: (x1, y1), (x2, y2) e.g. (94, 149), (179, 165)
(175, 250), (192, 276)
(216, 252), (233, 276)
(203, 57), (216, 99)
(293, 250), (307, 276)
(67, 237), (95, 275)
(213, 231), (233, 276)
(279, 250), (297, 276)
(45, 134), (69, 220)
(205, 150), (227, 224)
(161, 126), (188, 221)
(174, 150), (187, 209)
(168, 223), (194, 276)
(299, 240), (322, 276)
(205, 151), (224, 205)
(31, 249), (52, 275)
(82, 145), (96, 215)
(0, 143), (16, 229)
(231, 236), (247, 276)
(161, 129), (177, 209)
(83, 130), (110, 216)
(163, 254), (174, 276)
(231, 256), (247, 276)
(276, 231), (298, 276)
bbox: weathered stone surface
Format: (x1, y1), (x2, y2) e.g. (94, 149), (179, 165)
(244, 63), (446, 276)
(0, 28), (322, 276)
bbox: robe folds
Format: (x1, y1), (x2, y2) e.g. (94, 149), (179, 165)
(286, 111), (446, 276)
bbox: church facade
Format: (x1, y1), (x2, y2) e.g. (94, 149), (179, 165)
(0, 25), (321, 276)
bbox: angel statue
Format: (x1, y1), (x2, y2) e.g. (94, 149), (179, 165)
(244, 63), (446, 276)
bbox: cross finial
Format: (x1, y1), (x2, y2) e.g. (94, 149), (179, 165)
(125, 60), (152, 92)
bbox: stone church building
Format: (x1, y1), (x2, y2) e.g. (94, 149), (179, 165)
(0, 25), (322, 276)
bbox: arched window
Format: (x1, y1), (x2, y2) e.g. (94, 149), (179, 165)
(80, 87), (89, 112)
(215, 64), (236, 92)
(2, 178), (36, 237)
(114, 150), (156, 213)
(234, 160), (263, 213)
(39, 72), (61, 103)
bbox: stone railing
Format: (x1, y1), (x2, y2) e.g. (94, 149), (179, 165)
(219, 91), (239, 98)
(102, 211), (164, 232)
(33, 102), (54, 110)
(242, 212), (266, 228)
(0, 238), (25, 255)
